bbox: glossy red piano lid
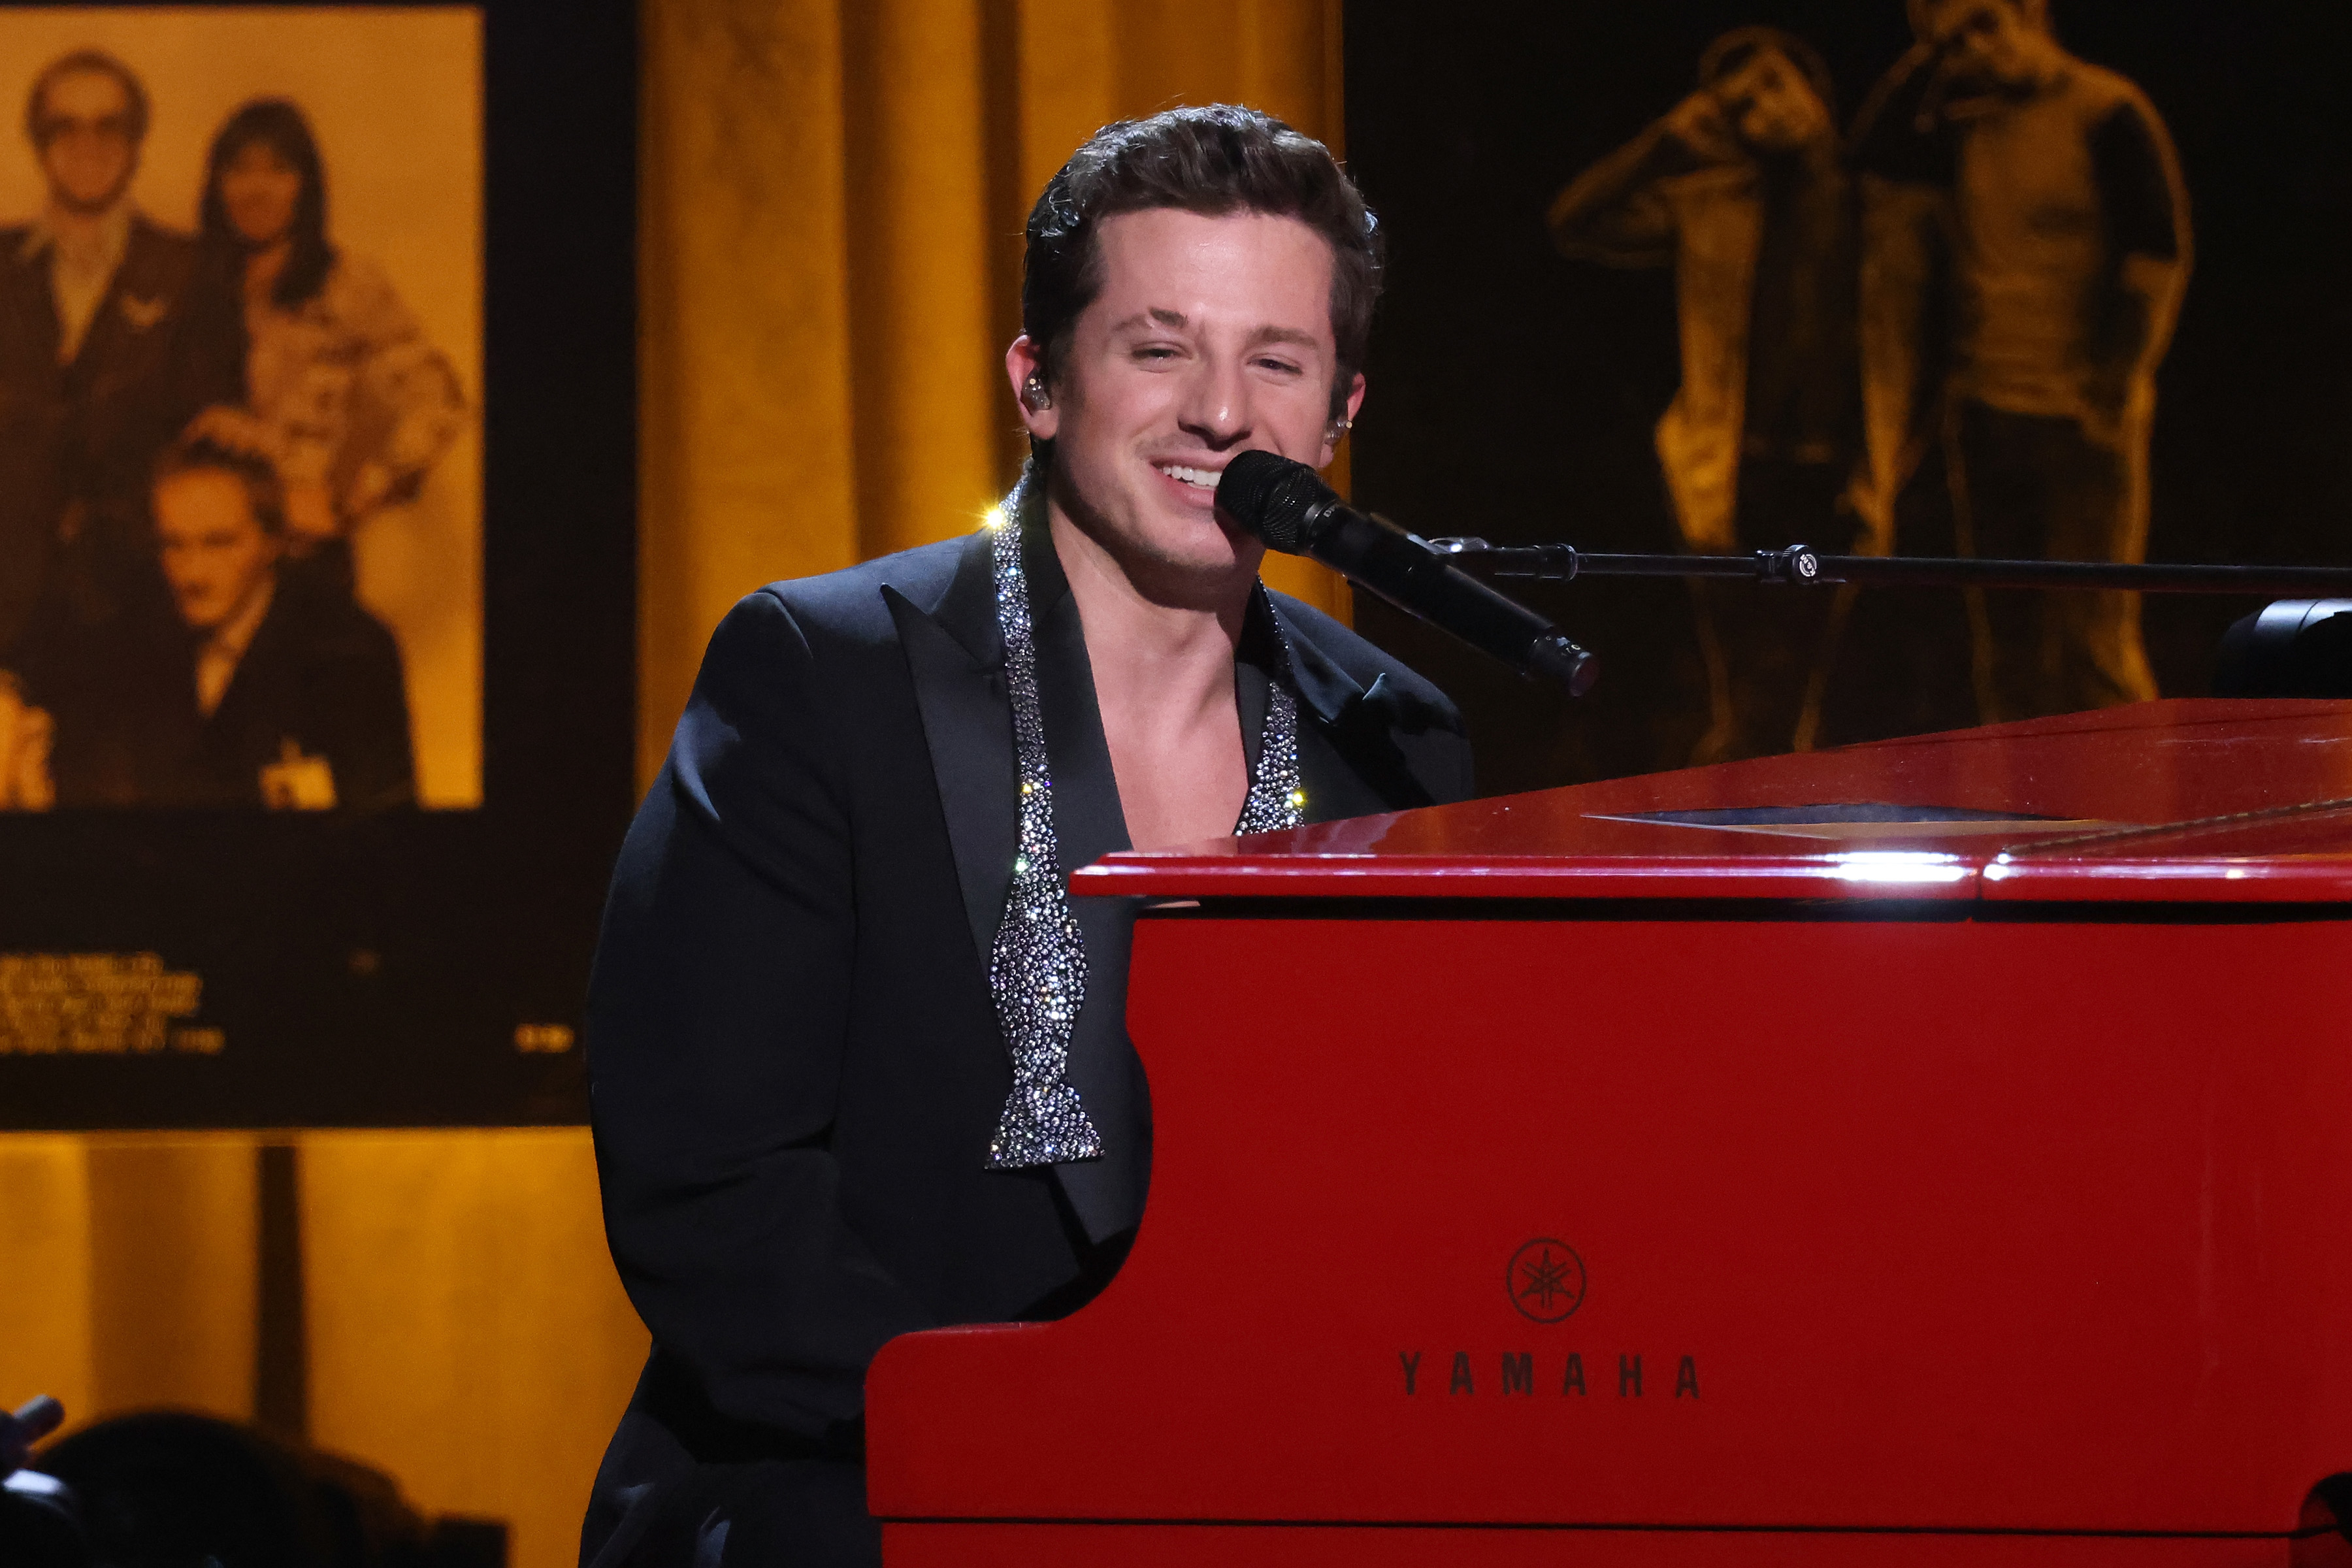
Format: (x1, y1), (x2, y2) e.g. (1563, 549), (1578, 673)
(1071, 698), (2352, 904)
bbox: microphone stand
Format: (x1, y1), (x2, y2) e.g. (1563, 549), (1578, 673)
(1426, 540), (2352, 598)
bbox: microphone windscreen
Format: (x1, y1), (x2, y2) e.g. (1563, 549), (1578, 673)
(1216, 450), (1337, 553)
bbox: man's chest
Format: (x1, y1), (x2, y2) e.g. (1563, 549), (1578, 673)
(1957, 97), (2106, 261)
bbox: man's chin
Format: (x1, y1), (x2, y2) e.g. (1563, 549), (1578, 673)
(52, 180), (133, 218)
(1117, 526), (1265, 603)
(1141, 517), (1254, 574)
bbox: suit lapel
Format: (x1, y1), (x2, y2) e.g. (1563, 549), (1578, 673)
(14, 248), (64, 377)
(1262, 595), (1366, 819)
(66, 221), (168, 382)
(883, 527), (1017, 974)
(1265, 595), (1449, 819)
(1266, 595), (1364, 731)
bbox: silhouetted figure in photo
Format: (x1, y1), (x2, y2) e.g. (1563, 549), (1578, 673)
(1853, 0), (2189, 721)
(1550, 27), (1861, 762)
(188, 97), (465, 593)
(0, 50), (242, 676)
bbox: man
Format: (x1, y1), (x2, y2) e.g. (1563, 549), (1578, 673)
(1549, 27), (1860, 762)
(1852, 0), (2190, 721)
(24, 436), (414, 809)
(0, 50), (242, 685)
(581, 106), (1472, 1567)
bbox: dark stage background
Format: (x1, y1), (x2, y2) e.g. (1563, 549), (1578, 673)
(1345, 1), (2352, 794)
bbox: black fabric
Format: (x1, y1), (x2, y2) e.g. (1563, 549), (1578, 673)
(0, 217), (244, 667)
(582, 522), (1472, 1567)
(2088, 101), (2180, 262)
(1025, 528), (1147, 1246)
(1848, 44), (1958, 187)
(1948, 398), (2136, 720)
(1742, 152), (1859, 464)
(27, 567), (413, 809)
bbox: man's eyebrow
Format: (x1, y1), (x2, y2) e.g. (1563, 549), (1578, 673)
(1105, 312), (1322, 350)
(1246, 325), (1323, 351)
(1111, 308), (1191, 333)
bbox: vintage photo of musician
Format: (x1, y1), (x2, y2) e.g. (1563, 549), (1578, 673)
(1852, 0), (2189, 723)
(1549, 25), (1861, 763)
(1544, 0), (2189, 757)
(0, 8), (480, 810)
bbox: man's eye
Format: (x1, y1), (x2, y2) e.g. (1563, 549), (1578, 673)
(1256, 357), (1302, 376)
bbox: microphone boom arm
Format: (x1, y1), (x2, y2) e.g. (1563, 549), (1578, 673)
(1427, 540), (2352, 598)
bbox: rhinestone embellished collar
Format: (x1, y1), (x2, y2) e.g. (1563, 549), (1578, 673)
(983, 498), (1305, 1169)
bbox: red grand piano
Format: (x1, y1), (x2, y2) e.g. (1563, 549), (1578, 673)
(868, 699), (2352, 1566)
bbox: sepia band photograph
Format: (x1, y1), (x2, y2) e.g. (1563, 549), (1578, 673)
(0, 3), (633, 1128)
(0, 6), (480, 815)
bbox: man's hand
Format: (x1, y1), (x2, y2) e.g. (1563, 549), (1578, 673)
(0, 682), (56, 813)
(183, 404), (278, 460)
(2078, 369), (2137, 452)
(1650, 91), (1746, 170)
(1, 1397), (63, 1478)
(2080, 255), (2181, 452)
(284, 483), (340, 542)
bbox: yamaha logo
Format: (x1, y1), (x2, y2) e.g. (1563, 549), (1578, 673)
(1506, 1237), (1586, 1324)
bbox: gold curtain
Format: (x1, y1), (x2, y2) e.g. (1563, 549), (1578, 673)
(640, 0), (1352, 785)
(0, 8), (1348, 1568)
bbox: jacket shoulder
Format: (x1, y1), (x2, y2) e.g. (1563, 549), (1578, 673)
(122, 218), (201, 289)
(760, 530), (981, 648)
(275, 585), (406, 673)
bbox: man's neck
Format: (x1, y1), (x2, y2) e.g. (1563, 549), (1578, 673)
(194, 575), (277, 719)
(1045, 500), (1252, 726)
(43, 195), (128, 260)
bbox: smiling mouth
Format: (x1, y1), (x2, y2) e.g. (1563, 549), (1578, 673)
(1155, 463), (1222, 495)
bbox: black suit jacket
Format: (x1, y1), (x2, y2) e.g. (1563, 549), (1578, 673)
(0, 216), (243, 663)
(581, 521), (1471, 1566)
(37, 570), (415, 809)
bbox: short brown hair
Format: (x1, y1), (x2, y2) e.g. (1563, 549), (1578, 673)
(1699, 27), (1836, 114)
(25, 50), (149, 148)
(154, 433), (286, 538)
(1022, 104), (1382, 419)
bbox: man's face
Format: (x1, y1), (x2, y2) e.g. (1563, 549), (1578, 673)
(1717, 49), (1831, 155)
(34, 69), (139, 216)
(156, 470), (281, 632)
(220, 139), (302, 247)
(1017, 207), (1362, 589)
(1924, 0), (2053, 89)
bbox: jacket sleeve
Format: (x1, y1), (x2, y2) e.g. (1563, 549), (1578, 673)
(337, 259), (466, 497)
(1548, 127), (1679, 267)
(588, 588), (934, 1440)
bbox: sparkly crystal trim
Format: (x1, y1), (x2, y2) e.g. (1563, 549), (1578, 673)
(982, 504), (1307, 1169)
(1233, 585), (1307, 836)
(985, 515), (1103, 1168)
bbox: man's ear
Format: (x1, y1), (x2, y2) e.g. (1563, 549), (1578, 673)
(1318, 372), (1367, 468)
(1006, 335), (1059, 441)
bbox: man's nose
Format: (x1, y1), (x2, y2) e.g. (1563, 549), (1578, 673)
(1177, 356), (1252, 449)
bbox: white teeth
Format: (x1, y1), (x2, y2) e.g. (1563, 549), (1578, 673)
(1157, 463), (1219, 490)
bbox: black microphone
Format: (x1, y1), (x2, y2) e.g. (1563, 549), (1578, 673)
(1216, 451), (1597, 696)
